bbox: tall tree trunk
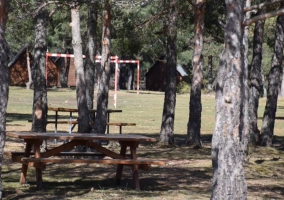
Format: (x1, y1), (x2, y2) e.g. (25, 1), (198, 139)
(0, 1), (9, 198)
(26, 46), (33, 89)
(70, 2), (90, 133)
(159, 0), (178, 145)
(85, 1), (98, 112)
(94, 41), (101, 91)
(260, 3), (284, 147)
(211, 0), (249, 199)
(280, 67), (284, 97)
(249, 8), (265, 145)
(31, 7), (48, 133)
(93, 0), (111, 134)
(207, 55), (213, 92)
(243, 0), (251, 145)
(127, 66), (134, 90)
(186, 0), (206, 148)
(262, 71), (267, 97)
(59, 40), (69, 88)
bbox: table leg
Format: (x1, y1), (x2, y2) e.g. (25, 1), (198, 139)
(130, 145), (140, 190)
(116, 144), (127, 185)
(54, 111), (58, 144)
(34, 140), (43, 190)
(69, 111), (72, 133)
(19, 142), (32, 184)
(107, 113), (110, 134)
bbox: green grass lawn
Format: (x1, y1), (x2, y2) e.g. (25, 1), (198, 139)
(3, 86), (284, 200)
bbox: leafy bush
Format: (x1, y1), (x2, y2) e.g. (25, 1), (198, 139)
(177, 81), (190, 94)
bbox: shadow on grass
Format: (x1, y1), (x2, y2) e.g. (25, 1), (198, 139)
(3, 163), (212, 199)
(6, 113), (32, 123)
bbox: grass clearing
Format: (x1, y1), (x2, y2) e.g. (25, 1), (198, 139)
(3, 87), (284, 199)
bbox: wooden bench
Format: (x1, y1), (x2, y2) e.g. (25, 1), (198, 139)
(4, 151), (131, 158)
(106, 122), (136, 134)
(5, 151), (165, 171)
(28, 120), (136, 134)
(20, 157), (165, 171)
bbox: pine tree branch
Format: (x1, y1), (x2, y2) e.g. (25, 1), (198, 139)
(243, 0), (284, 12)
(243, 8), (284, 26)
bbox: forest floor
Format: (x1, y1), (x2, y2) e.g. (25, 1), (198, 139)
(2, 87), (284, 200)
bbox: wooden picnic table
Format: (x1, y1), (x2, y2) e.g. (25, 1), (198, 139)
(5, 131), (165, 190)
(48, 107), (122, 134)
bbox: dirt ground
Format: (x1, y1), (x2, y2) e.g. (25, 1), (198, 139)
(3, 135), (284, 200)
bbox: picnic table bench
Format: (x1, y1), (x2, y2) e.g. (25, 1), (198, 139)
(47, 107), (123, 134)
(5, 131), (166, 190)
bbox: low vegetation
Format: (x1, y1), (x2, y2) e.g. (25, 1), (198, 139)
(3, 87), (284, 199)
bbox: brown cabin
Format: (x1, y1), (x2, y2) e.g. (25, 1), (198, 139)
(67, 58), (76, 87)
(145, 59), (188, 91)
(9, 46), (33, 86)
(9, 46), (61, 87)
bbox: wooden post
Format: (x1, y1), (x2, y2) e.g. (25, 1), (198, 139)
(26, 47), (33, 89)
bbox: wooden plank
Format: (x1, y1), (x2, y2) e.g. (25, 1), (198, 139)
(28, 120), (78, 124)
(34, 141), (43, 190)
(21, 157), (166, 165)
(40, 140), (81, 158)
(86, 142), (126, 159)
(20, 143), (32, 184)
(130, 143), (140, 190)
(48, 107), (122, 113)
(107, 123), (136, 126)
(6, 132), (157, 142)
(4, 151), (127, 157)
(11, 154), (46, 169)
(116, 144), (127, 185)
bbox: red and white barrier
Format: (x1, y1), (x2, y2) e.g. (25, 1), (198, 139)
(46, 53), (140, 108)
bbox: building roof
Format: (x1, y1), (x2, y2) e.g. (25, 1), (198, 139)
(176, 65), (188, 76)
(145, 60), (188, 77)
(8, 46), (28, 67)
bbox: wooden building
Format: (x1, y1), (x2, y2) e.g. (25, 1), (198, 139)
(145, 59), (188, 92)
(9, 46), (61, 87)
(8, 46), (33, 87)
(67, 58), (76, 87)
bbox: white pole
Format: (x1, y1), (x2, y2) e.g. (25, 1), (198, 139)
(137, 61), (140, 94)
(114, 56), (118, 108)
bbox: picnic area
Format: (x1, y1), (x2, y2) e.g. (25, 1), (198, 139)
(2, 87), (284, 200)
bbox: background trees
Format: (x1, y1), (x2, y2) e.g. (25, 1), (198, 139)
(31, 4), (48, 133)
(159, 0), (178, 145)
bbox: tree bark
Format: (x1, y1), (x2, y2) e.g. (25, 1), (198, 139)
(26, 46), (33, 89)
(127, 66), (134, 90)
(0, 1), (9, 198)
(31, 7), (48, 133)
(85, 1), (98, 112)
(93, 0), (111, 134)
(260, 2), (284, 147)
(211, 0), (249, 199)
(207, 55), (213, 92)
(159, 0), (178, 145)
(59, 41), (70, 88)
(186, 0), (206, 148)
(70, 2), (90, 133)
(249, 8), (265, 145)
(280, 67), (284, 97)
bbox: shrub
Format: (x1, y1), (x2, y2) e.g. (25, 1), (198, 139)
(177, 81), (190, 94)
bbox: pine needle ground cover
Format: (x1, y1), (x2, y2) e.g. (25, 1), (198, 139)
(3, 87), (284, 199)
